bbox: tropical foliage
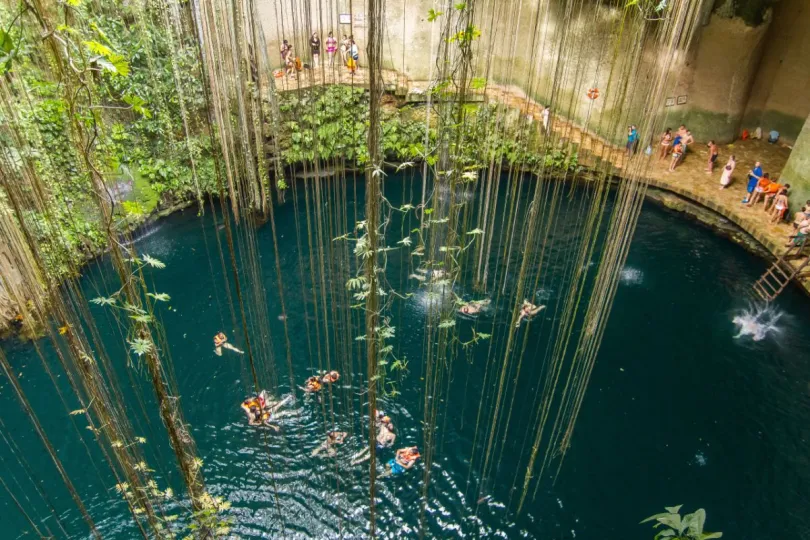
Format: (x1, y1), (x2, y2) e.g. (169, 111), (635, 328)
(641, 506), (723, 540)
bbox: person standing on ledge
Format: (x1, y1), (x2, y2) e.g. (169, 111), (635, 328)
(325, 32), (337, 67)
(348, 36), (359, 73)
(743, 161), (763, 204)
(719, 155), (735, 189)
(706, 140), (718, 173)
(626, 125), (638, 157)
(310, 32), (321, 69)
(658, 128), (672, 160)
(542, 106), (550, 133)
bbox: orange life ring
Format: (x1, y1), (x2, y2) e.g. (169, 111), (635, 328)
(587, 87), (600, 100)
(273, 69), (284, 78)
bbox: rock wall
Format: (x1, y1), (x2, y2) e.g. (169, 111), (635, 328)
(783, 114), (810, 208)
(742, 0), (810, 142)
(676, 14), (770, 144)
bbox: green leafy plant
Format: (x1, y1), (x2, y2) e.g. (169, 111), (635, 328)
(641, 506), (723, 540)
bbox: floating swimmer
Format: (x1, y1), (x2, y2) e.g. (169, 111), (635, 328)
(311, 431), (348, 457)
(409, 273), (427, 282)
(301, 371), (340, 393)
(213, 332), (244, 356)
(515, 300), (545, 328)
(458, 298), (490, 316)
(350, 415), (396, 465)
(383, 446), (419, 476)
(303, 376), (323, 393)
(240, 392), (293, 430)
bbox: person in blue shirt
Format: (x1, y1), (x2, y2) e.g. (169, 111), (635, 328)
(626, 125), (638, 156)
(744, 161), (763, 204)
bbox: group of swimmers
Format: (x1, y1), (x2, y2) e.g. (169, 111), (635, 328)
(348, 411), (419, 476)
(457, 298), (545, 328)
(302, 370), (340, 393)
(240, 390), (294, 431)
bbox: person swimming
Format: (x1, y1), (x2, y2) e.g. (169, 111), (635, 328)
(515, 300), (545, 328)
(321, 371), (340, 384)
(303, 376), (323, 393)
(350, 415), (396, 464)
(384, 446), (420, 476)
(311, 431), (349, 457)
(240, 392), (293, 430)
(458, 298), (490, 316)
(213, 332), (244, 356)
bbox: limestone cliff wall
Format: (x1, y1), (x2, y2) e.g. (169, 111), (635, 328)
(783, 115), (810, 208)
(742, 0), (810, 143)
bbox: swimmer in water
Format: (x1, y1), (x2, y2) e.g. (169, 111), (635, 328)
(383, 446), (420, 477)
(241, 392), (293, 430)
(321, 370), (340, 384)
(311, 431), (348, 457)
(302, 376), (323, 393)
(213, 332), (244, 356)
(458, 298), (490, 316)
(350, 415), (395, 464)
(515, 300), (545, 328)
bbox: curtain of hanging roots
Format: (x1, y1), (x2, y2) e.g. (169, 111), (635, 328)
(0, 0), (708, 536)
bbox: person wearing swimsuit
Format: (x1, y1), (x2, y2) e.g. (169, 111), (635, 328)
(771, 188), (789, 223)
(658, 128), (672, 160)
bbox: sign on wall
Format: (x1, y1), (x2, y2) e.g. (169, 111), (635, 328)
(665, 97), (675, 107)
(339, 13), (351, 24)
(677, 95), (688, 105)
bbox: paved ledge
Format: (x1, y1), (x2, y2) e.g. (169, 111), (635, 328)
(273, 68), (807, 294)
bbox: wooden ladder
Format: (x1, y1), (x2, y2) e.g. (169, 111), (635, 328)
(753, 237), (810, 302)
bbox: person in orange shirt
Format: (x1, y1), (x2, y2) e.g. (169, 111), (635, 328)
(746, 173), (772, 207)
(764, 181), (790, 212)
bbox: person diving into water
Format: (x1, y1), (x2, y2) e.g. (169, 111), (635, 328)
(515, 300), (545, 328)
(214, 332), (244, 356)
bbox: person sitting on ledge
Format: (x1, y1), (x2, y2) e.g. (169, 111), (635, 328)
(214, 332), (244, 356)
(786, 219), (810, 247)
(747, 173), (772, 207)
(515, 300), (545, 328)
(793, 203), (810, 229)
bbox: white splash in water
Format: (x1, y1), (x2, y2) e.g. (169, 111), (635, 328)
(733, 306), (782, 342)
(693, 451), (707, 467)
(619, 267), (644, 285)
(535, 288), (553, 302)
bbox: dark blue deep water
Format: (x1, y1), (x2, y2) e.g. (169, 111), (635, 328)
(1, 174), (809, 539)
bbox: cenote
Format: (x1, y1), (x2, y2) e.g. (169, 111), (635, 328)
(2, 174), (809, 539)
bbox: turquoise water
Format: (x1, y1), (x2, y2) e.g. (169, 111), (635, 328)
(2, 175), (810, 538)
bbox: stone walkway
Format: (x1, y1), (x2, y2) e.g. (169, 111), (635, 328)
(273, 67), (805, 293)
